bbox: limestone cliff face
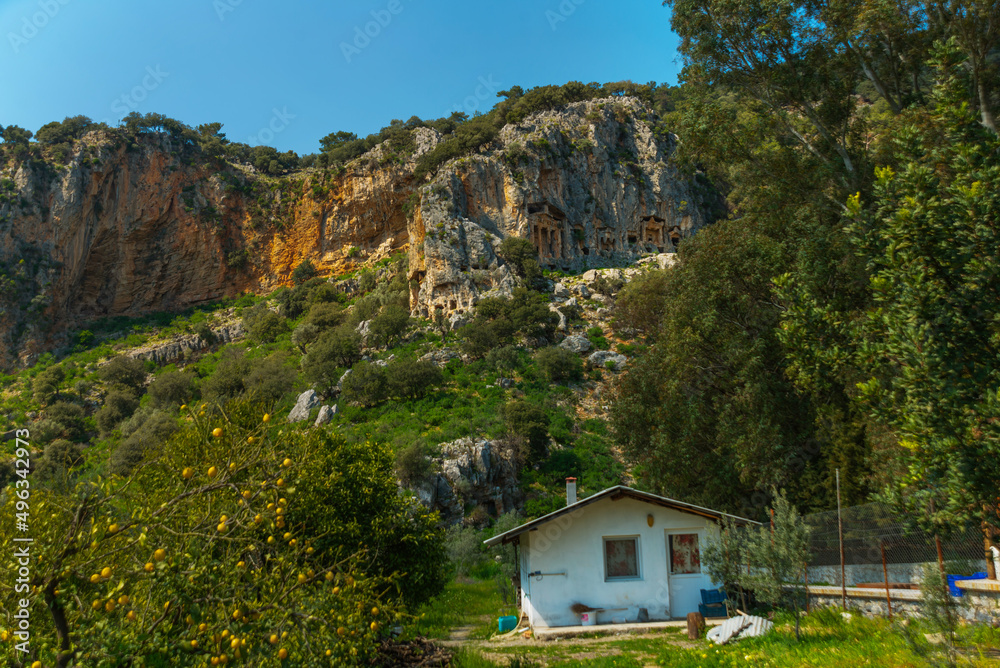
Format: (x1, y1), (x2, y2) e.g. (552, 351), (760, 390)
(0, 130), (431, 368)
(407, 97), (715, 317)
(0, 97), (715, 369)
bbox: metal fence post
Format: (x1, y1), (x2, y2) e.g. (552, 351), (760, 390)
(837, 468), (846, 609)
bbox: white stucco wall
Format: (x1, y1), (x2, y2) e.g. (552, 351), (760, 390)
(518, 497), (722, 627)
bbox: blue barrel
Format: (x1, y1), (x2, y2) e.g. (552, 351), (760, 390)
(498, 615), (518, 632)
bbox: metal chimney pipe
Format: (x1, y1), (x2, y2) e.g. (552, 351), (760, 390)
(566, 477), (577, 506)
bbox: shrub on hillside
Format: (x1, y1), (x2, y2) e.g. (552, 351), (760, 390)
(304, 301), (345, 331)
(100, 356), (147, 393)
(302, 326), (363, 396)
(244, 352), (297, 404)
(502, 400), (550, 465)
(34, 439), (84, 489)
(242, 304), (288, 344)
(386, 358), (442, 400)
(43, 401), (88, 442)
(485, 344), (521, 373)
(498, 237), (542, 282)
(535, 346), (583, 383)
(32, 365), (64, 405)
(459, 319), (501, 360)
(369, 304), (411, 348)
(110, 409), (179, 476)
(148, 370), (195, 408)
(341, 362), (388, 407)
(291, 258), (317, 285)
(396, 442), (433, 486)
(613, 269), (670, 340)
(291, 322), (320, 353)
(200, 347), (251, 401)
(96, 389), (140, 434)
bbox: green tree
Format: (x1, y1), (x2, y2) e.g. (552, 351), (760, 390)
(289, 432), (447, 609)
(96, 389), (140, 435)
(0, 400), (403, 667)
(385, 358), (442, 400)
(243, 352), (297, 404)
(33, 365), (65, 405)
(778, 42), (1000, 534)
(302, 326), (362, 396)
(200, 347), (252, 402)
(341, 362), (388, 408)
(368, 304), (410, 349)
(502, 400), (550, 465)
(534, 346), (583, 384)
(99, 356), (147, 394)
(498, 237), (541, 282)
(148, 370), (196, 408)
(242, 304), (288, 344)
(291, 259), (317, 285)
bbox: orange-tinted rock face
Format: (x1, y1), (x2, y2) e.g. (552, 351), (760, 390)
(0, 98), (718, 369)
(0, 132), (417, 369)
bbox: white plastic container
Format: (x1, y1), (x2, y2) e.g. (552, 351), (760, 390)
(580, 612), (597, 626)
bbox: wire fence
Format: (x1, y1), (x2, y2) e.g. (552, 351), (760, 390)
(803, 502), (985, 571)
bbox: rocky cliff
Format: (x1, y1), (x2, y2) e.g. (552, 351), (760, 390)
(0, 97), (715, 369)
(409, 97), (715, 317)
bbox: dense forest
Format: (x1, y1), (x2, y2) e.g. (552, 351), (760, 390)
(612, 0), (1000, 537)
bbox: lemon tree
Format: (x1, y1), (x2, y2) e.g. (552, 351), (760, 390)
(0, 400), (402, 667)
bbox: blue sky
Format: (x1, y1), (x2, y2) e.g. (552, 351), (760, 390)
(0, 0), (681, 155)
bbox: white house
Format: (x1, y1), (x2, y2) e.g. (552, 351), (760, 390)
(484, 480), (758, 628)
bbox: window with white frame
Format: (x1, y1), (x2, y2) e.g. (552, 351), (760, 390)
(603, 536), (641, 580)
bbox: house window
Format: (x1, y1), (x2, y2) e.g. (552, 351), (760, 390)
(669, 533), (701, 574)
(604, 536), (641, 580)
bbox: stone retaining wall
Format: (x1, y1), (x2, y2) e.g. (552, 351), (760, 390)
(805, 580), (1000, 624)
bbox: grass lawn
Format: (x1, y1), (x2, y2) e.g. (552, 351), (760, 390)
(420, 579), (1000, 668)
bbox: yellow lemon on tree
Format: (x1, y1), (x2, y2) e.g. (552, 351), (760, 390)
(217, 523), (227, 533)
(182, 467), (194, 479)
(101, 567), (112, 578)
(153, 549), (166, 562)
(267, 536), (275, 544)
(191, 639), (199, 649)
(276, 478), (285, 487)
(212, 427), (224, 438)
(91, 600), (101, 610)
(242, 490), (251, 499)
(108, 523), (119, 534)
(207, 466), (218, 479)
(144, 562), (155, 573)
(372, 607), (379, 616)
(237, 561), (245, 569)
(254, 514), (262, 525)
(119, 595), (129, 605)
(278, 648), (288, 660)
(231, 637), (240, 649)
(247, 436), (255, 444)
(282, 458), (292, 468)
(31, 662), (41, 668)
(127, 610), (137, 621)
(297, 573), (306, 584)
(269, 634), (279, 645)
(325, 572), (334, 581)
(90, 573), (100, 584)
(105, 600), (116, 613)
(263, 413), (271, 422)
